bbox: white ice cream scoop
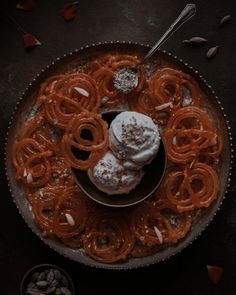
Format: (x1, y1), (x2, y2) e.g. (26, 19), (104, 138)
(109, 111), (160, 170)
(88, 150), (143, 195)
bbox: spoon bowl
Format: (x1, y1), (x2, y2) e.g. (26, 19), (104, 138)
(113, 67), (139, 93)
(113, 3), (196, 93)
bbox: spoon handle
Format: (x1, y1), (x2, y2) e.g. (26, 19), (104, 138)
(140, 3), (196, 64)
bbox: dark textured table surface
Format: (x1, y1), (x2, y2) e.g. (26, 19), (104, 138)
(1, 0), (236, 294)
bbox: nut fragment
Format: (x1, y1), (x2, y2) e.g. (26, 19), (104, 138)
(53, 269), (61, 280)
(45, 286), (56, 294)
(46, 270), (54, 284)
(60, 287), (72, 295)
(37, 271), (46, 281)
(220, 15), (231, 26)
(55, 288), (62, 295)
(182, 37), (207, 45)
(50, 279), (59, 287)
(60, 275), (69, 287)
(26, 288), (43, 294)
(36, 280), (48, 289)
(206, 46), (219, 59)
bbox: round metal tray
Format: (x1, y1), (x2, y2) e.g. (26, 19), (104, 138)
(5, 42), (233, 269)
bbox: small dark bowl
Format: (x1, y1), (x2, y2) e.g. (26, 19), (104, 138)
(73, 111), (167, 207)
(20, 264), (75, 295)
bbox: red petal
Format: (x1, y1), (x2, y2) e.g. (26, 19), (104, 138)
(16, 0), (36, 11)
(62, 1), (78, 21)
(23, 33), (41, 49)
(207, 265), (224, 284)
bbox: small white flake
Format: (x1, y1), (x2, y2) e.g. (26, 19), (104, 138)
(210, 135), (217, 146)
(23, 168), (27, 177)
(53, 118), (58, 125)
(26, 173), (33, 183)
(154, 226), (163, 244)
(74, 87), (89, 97)
(50, 80), (58, 91)
(155, 102), (173, 111)
(170, 218), (178, 227)
(189, 159), (195, 169)
(27, 105), (39, 119)
(182, 86), (192, 106)
(172, 136), (177, 145)
(65, 213), (75, 226)
(182, 97), (192, 106)
(101, 96), (109, 104)
(54, 178), (60, 184)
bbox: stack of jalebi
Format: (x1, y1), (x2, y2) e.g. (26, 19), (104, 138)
(37, 73), (101, 129)
(31, 186), (87, 238)
(17, 114), (60, 152)
(161, 106), (221, 212)
(164, 106), (222, 165)
(129, 67), (201, 125)
(163, 163), (219, 212)
(130, 199), (192, 257)
(61, 111), (108, 170)
(83, 209), (135, 263)
(11, 52), (223, 264)
(12, 136), (53, 188)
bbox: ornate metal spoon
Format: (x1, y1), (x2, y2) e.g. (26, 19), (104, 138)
(113, 3), (196, 93)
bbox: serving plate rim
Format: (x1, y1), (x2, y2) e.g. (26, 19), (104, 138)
(4, 41), (233, 270)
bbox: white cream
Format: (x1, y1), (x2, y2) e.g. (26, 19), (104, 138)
(109, 111), (160, 170)
(88, 151), (143, 195)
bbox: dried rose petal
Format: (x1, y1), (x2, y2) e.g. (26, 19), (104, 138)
(16, 0), (36, 11)
(207, 265), (224, 284)
(23, 33), (41, 49)
(62, 1), (78, 21)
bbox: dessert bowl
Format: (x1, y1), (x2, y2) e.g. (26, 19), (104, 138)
(5, 41), (232, 269)
(73, 110), (167, 207)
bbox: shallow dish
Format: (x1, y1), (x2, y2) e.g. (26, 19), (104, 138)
(20, 264), (75, 295)
(5, 42), (232, 269)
